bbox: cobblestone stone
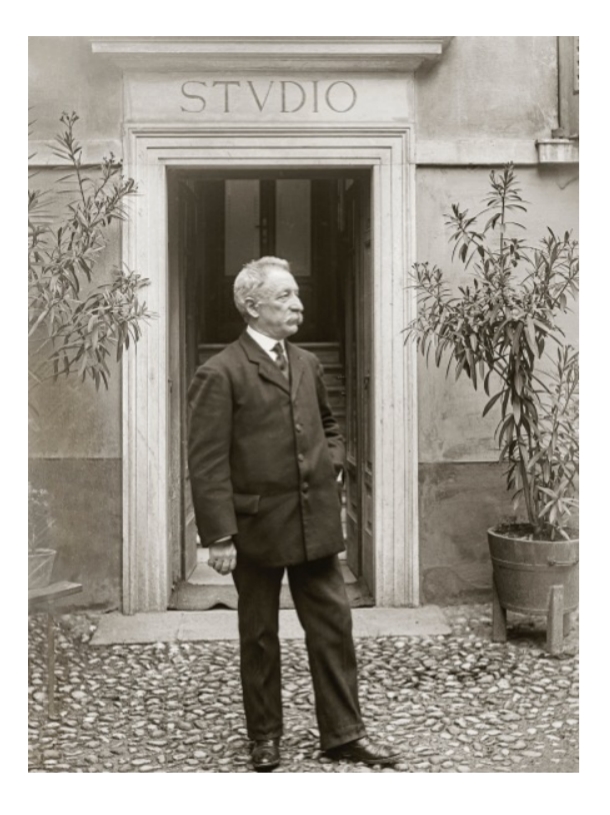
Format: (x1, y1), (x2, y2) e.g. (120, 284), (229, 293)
(28, 604), (578, 773)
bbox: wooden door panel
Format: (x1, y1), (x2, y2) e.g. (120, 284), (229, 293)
(343, 178), (374, 590)
(168, 176), (200, 582)
(360, 187), (375, 593)
(182, 182), (199, 580)
(168, 177), (182, 583)
(201, 178), (338, 345)
(343, 182), (360, 577)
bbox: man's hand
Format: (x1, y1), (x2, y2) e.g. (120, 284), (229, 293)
(208, 540), (237, 575)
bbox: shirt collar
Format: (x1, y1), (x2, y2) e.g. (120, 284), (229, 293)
(246, 325), (286, 356)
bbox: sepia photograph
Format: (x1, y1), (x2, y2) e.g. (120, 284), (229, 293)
(26, 27), (583, 788)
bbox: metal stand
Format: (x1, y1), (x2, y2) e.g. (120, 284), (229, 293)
(28, 581), (83, 719)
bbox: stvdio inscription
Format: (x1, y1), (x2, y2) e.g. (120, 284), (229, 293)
(180, 79), (358, 114)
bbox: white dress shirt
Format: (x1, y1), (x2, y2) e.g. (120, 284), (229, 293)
(246, 325), (287, 360)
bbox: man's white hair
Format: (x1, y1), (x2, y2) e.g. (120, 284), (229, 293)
(233, 256), (291, 321)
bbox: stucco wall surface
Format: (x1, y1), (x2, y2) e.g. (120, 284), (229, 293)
(29, 161), (125, 607)
(419, 462), (513, 604)
(27, 37), (579, 609)
(29, 37), (122, 153)
(29, 168), (123, 458)
(29, 459), (121, 609)
(417, 36), (558, 140)
(414, 162), (578, 602)
(415, 165), (579, 464)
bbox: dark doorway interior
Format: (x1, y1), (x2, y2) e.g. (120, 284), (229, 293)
(167, 168), (374, 609)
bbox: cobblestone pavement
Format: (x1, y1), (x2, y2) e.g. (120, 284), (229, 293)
(28, 605), (578, 773)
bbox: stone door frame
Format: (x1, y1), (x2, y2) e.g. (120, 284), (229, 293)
(121, 123), (419, 612)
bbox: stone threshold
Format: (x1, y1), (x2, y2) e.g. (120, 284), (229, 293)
(91, 607), (451, 645)
(170, 558), (374, 610)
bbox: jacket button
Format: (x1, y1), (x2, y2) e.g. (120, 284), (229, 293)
(297, 454), (304, 463)
(295, 424), (302, 433)
(302, 482), (309, 493)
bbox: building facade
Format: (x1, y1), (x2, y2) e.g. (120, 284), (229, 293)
(28, 37), (579, 612)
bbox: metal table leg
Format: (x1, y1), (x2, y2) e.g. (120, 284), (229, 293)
(47, 602), (56, 719)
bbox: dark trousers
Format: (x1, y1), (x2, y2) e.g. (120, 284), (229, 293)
(232, 553), (366, 751)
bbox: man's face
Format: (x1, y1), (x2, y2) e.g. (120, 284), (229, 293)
(248, 268), (304, 340)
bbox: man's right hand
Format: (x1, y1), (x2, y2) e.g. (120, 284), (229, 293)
(208, 540), (237, 575)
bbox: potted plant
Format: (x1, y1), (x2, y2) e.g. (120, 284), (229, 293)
(28, 112), (152, 589)
(29, 112), (150, 394)
(405, 164), (579, 650)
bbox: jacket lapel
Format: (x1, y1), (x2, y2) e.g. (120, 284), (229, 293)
(239, 331), (291, 395)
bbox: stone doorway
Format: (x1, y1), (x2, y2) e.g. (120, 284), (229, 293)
(166, 168), (375, 609)
(120, 126), (419, 612)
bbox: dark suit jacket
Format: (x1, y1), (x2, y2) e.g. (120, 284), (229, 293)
(187, 331), (346, 567)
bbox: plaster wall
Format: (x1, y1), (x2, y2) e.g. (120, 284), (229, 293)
(29, 37), (122, 151)
(30, 36), (559, 144)
(415, 164), (578, 602)
(416, 165), (579, 464)
(28, 36), (578, 608)
(29, 171), (123, 458)
(29, 39), (126, 608)
(417, 36), (558, 140)
(29, 166), (124, 608)
(28, 459), (121, 609)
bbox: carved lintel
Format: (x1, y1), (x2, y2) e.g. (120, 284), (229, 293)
(90, 36), (453, 74)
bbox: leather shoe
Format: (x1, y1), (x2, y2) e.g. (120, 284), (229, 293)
(325, 736), (401, 766)
(250, 738), (280, 772)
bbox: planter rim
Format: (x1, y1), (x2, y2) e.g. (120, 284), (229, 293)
(488, 526), (578, 545)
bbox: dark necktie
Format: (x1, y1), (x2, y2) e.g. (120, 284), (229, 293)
(272, 342), (289, 380)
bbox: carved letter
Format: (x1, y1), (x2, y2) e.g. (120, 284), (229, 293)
(325, 81), (357, 113)
(180, 81), (207, 113)
(312, 80), (319, 113)
(247, 81), (274, 112)
(213, 81), (241, 113)
(281, 81), (306, 113)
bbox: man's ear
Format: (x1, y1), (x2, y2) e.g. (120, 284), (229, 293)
(244, 298), (259, 319)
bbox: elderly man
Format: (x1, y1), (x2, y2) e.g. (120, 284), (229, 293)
(187, 256), (400, 771)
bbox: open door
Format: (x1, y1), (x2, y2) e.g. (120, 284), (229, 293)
(169, 169), (374, 608)
(342, 178), (375, 594)
(168, 175), (199, 582)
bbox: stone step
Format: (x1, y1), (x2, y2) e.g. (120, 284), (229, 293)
(169, 579), (373, 612)
(91, 606), (452, 644)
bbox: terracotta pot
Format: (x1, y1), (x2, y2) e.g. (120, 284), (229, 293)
(487, 527), (578, 615)
(28, 549), (57, 590)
